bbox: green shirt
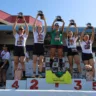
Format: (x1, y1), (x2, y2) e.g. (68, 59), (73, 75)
(50, 30), (63, 45)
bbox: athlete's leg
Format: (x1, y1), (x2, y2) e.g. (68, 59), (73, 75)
(74, 55), (81, 73)
(50, 47), (56, 68)
(32, 55), (38, 77)
(20, 56), (25, 78)
(57, 47), (63, 70)
(38, 56), (44, 77)
(38, 56), (44, 72)
(14, 56), (19, 71)
(89, 59), (95, 77)
(2, 69), (7, 86)
(68, 56), (73, 75)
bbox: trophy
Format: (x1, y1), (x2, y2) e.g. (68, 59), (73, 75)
(70, 19), (75, 25)
(38, 10), (44, 19)
(87, 23), (92, 29)
(18, 12), (23, 19)
(56, 16), (62, 21)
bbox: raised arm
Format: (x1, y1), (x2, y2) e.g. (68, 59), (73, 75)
(74, 23), (78, 37)
(43, 15), (47, 33)
(61, 19), (65, 32)
(90, 27), (95, 41)
(66, 24), (71, 37)
(13, 17), (18, 35)
(22, 16), (29, 35)
(80, 27), (87, 41)
(33, 14), (39, 32)
(52, 18), (57, 30)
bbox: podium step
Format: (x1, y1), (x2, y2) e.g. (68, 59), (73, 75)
(5, 78), (96, 91)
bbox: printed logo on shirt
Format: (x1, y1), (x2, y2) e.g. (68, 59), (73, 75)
(55, 32), (60, 41)
(38, 34), (43, 42)
(84, 41), (90, 49)
(68, 39), (74, 46)
(17, 36), (24, 45)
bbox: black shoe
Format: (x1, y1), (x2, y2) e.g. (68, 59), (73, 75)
(22, 76), (26, 80)
(0, 82), (3, 87)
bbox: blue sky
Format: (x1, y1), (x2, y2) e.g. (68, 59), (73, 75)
(0, 0), (96, 26)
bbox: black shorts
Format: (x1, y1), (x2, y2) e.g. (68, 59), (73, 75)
(50, 45), (63, 49)
(67, 48), (78, 56)
(0, 61), (9, 70)
(33, 43), (44, 56)
(82, 53), (93, 61)
(14, 46), (26, 57)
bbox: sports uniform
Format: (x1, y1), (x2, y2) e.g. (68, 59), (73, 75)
(50, 30), (63, 48)
(80, 40), (93, 61)
(66, 37), (78, 56)
(14, 33), (28, 56)
(33, 31), (46, 56)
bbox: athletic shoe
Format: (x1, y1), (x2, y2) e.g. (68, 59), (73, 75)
(38, 72), (43, 78)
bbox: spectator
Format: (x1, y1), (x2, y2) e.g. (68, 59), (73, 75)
(0, 45), (10, 87)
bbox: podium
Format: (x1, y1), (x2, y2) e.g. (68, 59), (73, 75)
(5, 78), (96, 90)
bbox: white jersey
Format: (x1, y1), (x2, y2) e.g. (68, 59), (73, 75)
(14, 33), (28, 46)
(66, 37), (78, 48)
(80, 40), (93, 53)
(1, 50), (10, 60)
(33, 31), (46, 44)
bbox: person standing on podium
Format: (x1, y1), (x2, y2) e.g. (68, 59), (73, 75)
(65, 20), (81, 77)
(13, 13), (29, 79)
(80, 23), (95, 80)
(32, 11), (47, 78)
(49, 16), (64, 71)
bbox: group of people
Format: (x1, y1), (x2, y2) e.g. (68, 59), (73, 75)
(0, 12), (95, 85)
(49, 18), (95, 79)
